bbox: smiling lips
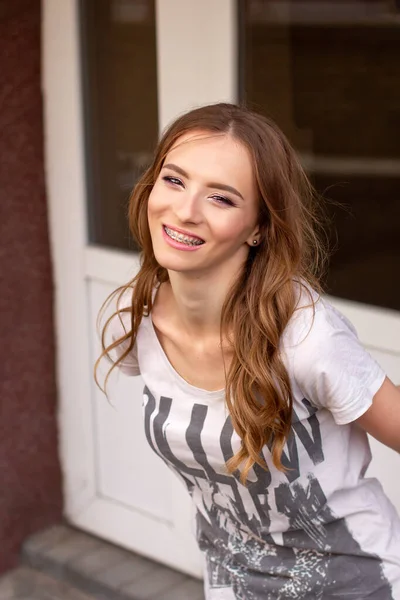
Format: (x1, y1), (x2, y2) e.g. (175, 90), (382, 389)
(163, 225), (205, 247)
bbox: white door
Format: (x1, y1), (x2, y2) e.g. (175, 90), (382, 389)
(43, 0), (237, 578)
(43, 0), (400, 580)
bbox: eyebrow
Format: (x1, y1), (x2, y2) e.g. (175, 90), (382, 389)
(162, 163), (244, 201)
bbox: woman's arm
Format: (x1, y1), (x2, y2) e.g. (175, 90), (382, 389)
(355, 378), (400, 452)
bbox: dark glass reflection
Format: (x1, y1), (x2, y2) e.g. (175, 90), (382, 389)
(80, 0), (158, 251)
(241, 0), (400, 310)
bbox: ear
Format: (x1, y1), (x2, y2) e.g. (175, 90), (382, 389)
(246, 225), (261, 248)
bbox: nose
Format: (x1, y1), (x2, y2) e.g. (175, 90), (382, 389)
(173, 189), (202, 224)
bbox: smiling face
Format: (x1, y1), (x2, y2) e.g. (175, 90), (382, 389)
(147, 131), (260, 280)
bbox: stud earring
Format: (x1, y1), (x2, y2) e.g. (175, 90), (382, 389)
(253, 239), (258, 245)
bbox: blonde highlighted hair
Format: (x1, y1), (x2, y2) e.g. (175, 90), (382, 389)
(95, 103), (328, 483)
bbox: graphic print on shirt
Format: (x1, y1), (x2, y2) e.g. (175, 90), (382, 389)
(143, 386), (393, 600)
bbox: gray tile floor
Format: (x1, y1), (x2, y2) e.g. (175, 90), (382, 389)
(0, 566), (95, 600)
(0, 524), (205, 600)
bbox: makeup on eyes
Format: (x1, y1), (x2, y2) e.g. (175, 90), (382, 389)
(161, 170), (239, 208)
(162, 175), (236, 208)
(161, 163), (244, 200)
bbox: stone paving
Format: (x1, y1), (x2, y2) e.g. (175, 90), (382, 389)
(0, 524), (205, 600)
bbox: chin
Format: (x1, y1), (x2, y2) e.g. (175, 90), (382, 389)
(155, 258), (196, 273)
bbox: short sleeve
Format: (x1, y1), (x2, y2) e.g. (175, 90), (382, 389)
(290, 301), (386, 424)
(105, 288), (140, 377)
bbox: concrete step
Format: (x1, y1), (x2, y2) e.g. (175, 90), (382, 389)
(11, 523), (204, 600)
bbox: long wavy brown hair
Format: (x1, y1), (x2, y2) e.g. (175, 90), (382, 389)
(95, 103), (328, 483)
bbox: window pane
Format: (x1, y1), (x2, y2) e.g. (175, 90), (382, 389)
(80, 0), (158, 251)
(241, 0), (400, 311)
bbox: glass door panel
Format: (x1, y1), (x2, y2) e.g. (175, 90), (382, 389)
(241, 0), (400, 310)
(80, 0), (158, 251)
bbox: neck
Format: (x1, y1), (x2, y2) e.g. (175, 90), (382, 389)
(165, 268), (239, 338)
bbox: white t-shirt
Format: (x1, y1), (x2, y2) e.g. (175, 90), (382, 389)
(110, 289), (400, 599)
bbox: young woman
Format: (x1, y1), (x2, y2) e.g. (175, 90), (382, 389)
(96, 103), (400, 599)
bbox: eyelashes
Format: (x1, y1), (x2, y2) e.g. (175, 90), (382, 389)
(210, 195), (235, 207)
(161, 175), (236, 207)
(162, 175), (183, 187)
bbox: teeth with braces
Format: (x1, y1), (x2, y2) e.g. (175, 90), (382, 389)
(164, 226), (204, 246)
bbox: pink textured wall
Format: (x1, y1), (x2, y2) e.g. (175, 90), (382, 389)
(0, 1), (63, 573)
